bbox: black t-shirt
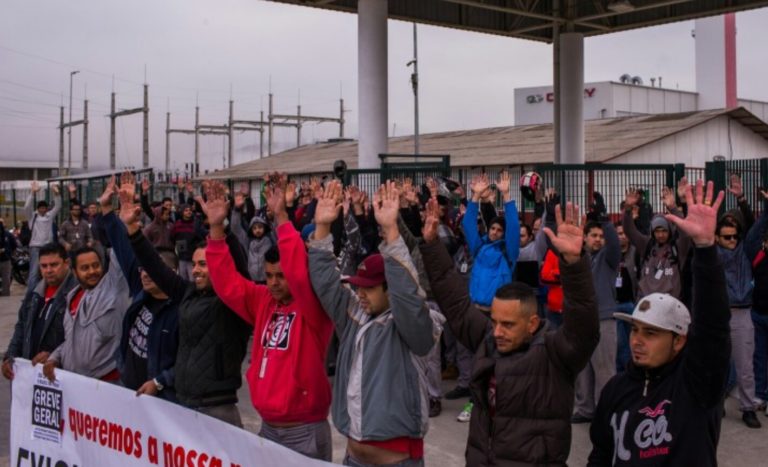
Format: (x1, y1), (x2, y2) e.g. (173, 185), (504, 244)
(121, 298), (163, 389)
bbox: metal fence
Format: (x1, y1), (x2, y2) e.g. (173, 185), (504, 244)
(706, 159), (768, 216)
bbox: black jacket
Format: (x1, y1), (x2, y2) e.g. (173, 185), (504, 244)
(128, 228), (252, 408)
(421, 239), (600, 466)
(4, 271), (79, 360)
(101, 211), (180, 403)
(588, 246), (730, 467)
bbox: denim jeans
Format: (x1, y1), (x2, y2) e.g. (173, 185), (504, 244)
(615, 301), (635, 372)
(752, 311), (768, 402)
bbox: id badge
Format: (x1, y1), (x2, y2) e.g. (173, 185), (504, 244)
(654, 269), (663, 280)
(460, 262), (468, 274)
(615, 276), (623, 288)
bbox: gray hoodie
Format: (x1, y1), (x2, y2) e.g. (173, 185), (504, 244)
(49, 249), (130, 378)
(231, 211), (273, 282)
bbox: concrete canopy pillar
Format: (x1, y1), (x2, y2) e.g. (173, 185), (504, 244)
(357, 0), (388, 169)
(558, 32), (585, 164)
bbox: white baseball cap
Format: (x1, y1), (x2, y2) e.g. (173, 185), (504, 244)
(613, 293), (691, 335)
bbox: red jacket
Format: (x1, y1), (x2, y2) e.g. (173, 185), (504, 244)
(206, 222), (333, 423)
(540, 250), (564, 313)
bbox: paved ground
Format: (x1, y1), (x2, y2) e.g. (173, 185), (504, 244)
(2, 284), (768, 466)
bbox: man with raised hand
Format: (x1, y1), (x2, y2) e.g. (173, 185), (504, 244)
(308, 180), (440, 467)
(98, 174), (180, 402)
(588, 180), (730, 467)
(24, 181), (62, 291)
(420, 198), (599, 465)
(204, 178), (334, 461)
(118, 172), (251, 427)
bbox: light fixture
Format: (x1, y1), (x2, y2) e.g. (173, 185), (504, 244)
(607, 0), (635, 13)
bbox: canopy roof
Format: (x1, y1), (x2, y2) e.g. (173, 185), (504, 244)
(269, 0), (768, 43)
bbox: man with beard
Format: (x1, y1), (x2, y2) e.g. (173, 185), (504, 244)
(118, 172), (251, 427)
(3, 243), (78, 379)
(59, 200), (93, 253)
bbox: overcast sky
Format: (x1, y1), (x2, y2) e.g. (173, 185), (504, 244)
(2, 0), (767, 173)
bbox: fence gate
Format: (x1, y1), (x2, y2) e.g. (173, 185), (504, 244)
(345, 154), (451, 194)
(533, 163), (681, 216)
(706, 158), (768, 216)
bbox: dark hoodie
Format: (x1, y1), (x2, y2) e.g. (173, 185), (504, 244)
(588, 246), (729, 467)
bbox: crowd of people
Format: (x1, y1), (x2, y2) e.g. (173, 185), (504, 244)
(1, 168), (763, 466)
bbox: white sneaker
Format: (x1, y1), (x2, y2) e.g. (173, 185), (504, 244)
(457, 402), (473, 422)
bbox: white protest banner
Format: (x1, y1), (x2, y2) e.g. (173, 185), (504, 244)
(10, 359), (335, 466)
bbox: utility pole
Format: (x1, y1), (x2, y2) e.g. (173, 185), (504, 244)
(408, 23), (420, 156)
(109, 84), (149, 170)
(68, 70), (80, 174)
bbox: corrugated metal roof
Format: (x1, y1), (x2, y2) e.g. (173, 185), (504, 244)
(268, 1), (768, 43)
(202, 108), (768, 180)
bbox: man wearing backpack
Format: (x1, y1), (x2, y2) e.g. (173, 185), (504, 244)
(622, 188), (690, 300)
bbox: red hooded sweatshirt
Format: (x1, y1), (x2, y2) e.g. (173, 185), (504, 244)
(206, 222), (333, 424)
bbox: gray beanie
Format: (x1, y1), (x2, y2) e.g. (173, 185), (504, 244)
(651, 216), (670, 231)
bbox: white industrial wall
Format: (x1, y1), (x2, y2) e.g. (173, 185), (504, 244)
(611, 84), (697, 116)
(739, 99), (768, 124)
(610, 115), (768, 166)
(515, 82), (700, 125)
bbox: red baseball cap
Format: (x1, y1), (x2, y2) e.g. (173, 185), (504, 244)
(345, 254), (386, 288)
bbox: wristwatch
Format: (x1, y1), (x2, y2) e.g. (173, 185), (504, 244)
(153, 378), (164, 392)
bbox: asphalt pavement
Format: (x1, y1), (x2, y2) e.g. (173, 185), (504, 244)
(1, 283), (767, 466)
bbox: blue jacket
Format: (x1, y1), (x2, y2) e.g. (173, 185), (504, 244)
(102, 211), (179, 402)
(462, 200), (520, 307)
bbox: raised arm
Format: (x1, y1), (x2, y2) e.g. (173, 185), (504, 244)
(117, 172), (189, 303)
(544, 203), (600, 374)
(666, 180), (731, 408)
(202, 181), (270, 326)
(602, 220), (621, 270)
(421, 198), (490, 353)
(229, 194), (249, 250)
(100, 182), (142, 298)
(622, 188), (649, 256)
(310, 180), (357, 332)
(744, 195), (768, 262)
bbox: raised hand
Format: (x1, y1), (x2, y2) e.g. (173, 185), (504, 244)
(233, 192), (245, 210)
(665, 179), (724, 248)
(141, 178), (150, 194)
(315, 180), (342, 226)
(99, 175), (116, 212)
(426, 177), (438, 198)
(624, 187), (641, 208)
(51, 184), (60, 196)
(728, 173), (744, 199)
(285, 181), (297, 207)
(422, 197), (441, 243)
(373, 180), (401, 242)
(265, 184), (288, 225)
(661, 186), (676, 211)
(470, 174), (490, 201)
(497, 170), (511, 202)
(67, 183), (77, 195)
(118, 172), (141, 231)
(543, 202), (584, 264)
(31, 181), (40, 193)
(199, 181), (230, 227)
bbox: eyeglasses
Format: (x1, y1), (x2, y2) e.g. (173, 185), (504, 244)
(719, 234), (738, 241)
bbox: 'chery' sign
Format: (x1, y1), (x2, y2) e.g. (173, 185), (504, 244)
(526, 87), (596, 104)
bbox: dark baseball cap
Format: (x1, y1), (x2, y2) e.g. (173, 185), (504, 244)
(345, 254), (386, 288)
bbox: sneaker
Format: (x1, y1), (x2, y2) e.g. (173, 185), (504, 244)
(444, 386), (471, 400)
(457, 402), (473, 422)
(441, 365), (459, 380)
(429, 398), (442, 418)
(743, 411), (762, 429)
